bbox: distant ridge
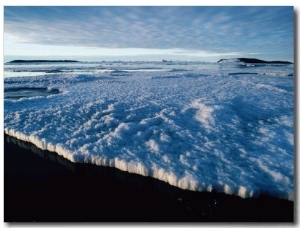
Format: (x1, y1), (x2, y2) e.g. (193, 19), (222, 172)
(7, 60), (80, 63)
(218, 58), (293, 64)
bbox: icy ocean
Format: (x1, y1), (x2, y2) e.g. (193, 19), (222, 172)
(4, 60), (294, 201)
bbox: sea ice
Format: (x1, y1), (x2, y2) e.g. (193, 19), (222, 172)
(4, 61), (294, 200)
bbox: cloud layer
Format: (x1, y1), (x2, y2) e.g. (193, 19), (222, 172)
(4, 6), (294, 60)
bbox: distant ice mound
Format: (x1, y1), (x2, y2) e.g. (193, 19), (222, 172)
(218, 58), (293, 65)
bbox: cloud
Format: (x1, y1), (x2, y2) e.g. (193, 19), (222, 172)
(4, 6), (293, 61)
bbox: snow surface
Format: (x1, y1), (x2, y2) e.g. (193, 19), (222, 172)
(4, 61), (294, 200)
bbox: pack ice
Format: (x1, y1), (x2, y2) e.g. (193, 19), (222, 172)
(4, 61), (294, 200)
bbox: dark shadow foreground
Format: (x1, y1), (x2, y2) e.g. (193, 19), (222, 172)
(4, 134), (294, 222)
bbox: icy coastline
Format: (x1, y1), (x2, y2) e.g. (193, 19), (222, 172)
(4, 61), (294, 201)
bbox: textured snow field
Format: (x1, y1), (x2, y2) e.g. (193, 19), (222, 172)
(4, 61), (294, 200)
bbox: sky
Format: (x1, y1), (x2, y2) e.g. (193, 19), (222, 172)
(3, 6), (294, 62)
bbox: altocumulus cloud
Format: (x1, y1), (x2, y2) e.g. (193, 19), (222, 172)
(4, 6), (293, 60)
